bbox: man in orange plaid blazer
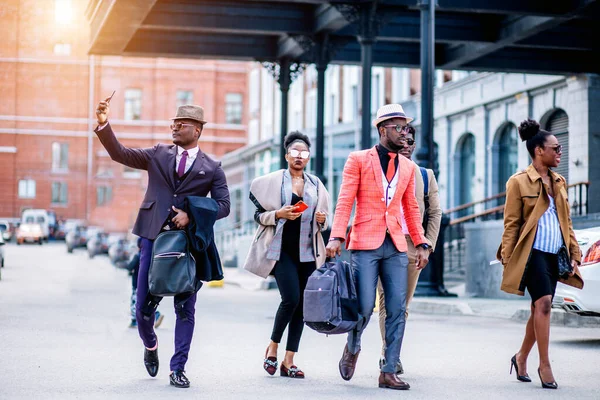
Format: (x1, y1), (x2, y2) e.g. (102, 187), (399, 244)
(326, 104), (431, 391)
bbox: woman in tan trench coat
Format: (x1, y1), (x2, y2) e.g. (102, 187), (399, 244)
(243, 131), (330, 379)
(498, 119), (583, 389)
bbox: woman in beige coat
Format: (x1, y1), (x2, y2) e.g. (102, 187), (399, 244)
(499, 119), (583, 389)
(243, 131), (330, 379)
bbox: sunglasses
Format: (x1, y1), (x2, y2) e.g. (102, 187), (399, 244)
(170, 122), (196, 131)
(544, 144), (562, 154)
(288, 149), (310, 159)
(383, 124), (408, 133)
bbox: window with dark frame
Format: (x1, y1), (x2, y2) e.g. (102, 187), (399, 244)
(97, 186), (113, 206)
(18, 179), (36, 199)
(225, 93), (243, 125)
(51, 142), (69, 171)
(176, 90), (194, 108)
(124, 88), (142, 120)
(51, 182), (68, 204)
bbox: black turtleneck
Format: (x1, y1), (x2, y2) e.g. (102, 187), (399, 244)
(376, 144), (399, 173)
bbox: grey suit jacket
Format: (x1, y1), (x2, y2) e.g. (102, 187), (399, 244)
(94, 123), (230, 240)
(412, 163), (442, 250)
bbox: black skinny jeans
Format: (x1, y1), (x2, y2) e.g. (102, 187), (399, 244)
(270, 251), (315, 352)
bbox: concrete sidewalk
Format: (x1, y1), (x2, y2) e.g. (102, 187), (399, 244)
(222, 267), (600, 328)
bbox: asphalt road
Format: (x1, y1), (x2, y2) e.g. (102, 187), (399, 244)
(0, 242), (599, 400)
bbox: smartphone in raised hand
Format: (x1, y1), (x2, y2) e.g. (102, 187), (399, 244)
(106, 90), (116, 104)
(294, 200), (309, 213)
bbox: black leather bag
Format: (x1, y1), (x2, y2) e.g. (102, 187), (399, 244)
(557, 245), (573, 280)
(148, 230), (197, 296)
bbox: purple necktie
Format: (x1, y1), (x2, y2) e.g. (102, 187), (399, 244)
(177, 150), (188, 177)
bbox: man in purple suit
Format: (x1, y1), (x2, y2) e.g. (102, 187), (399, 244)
(95, 97), (230, 388)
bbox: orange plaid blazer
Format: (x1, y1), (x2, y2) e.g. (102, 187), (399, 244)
(330, 146), (427, 252)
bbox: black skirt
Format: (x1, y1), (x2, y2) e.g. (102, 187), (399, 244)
(525, 249), (559, 304)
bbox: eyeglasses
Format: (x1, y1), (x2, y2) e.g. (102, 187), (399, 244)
(545, 144), (562, 154)
(405, 139), (415, 146)
(170, 122), (196, 131)
(383, 124), (408, 133)
(288, 149), (310, 159)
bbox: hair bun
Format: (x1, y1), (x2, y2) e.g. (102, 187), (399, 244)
(518, 119), (540, 142)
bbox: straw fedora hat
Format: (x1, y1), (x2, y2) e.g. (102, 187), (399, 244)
(171, 104), (207, 124)
(372, 104), (413, 127)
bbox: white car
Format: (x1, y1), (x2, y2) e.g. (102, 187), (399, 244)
(553, 226), (600, 316)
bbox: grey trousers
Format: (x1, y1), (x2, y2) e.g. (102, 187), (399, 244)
(378, 234), (420, 356)
(347, 235), (409, 374)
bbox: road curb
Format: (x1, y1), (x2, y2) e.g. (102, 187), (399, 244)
(410, 300), (474, 316)
(511, 309), (600, 327)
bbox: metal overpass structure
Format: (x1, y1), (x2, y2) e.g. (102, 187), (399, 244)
(86, 0), (600, 175)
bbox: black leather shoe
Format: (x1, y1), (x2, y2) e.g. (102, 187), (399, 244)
(170, 370), (191, 388)
(144, 347), (159, 377)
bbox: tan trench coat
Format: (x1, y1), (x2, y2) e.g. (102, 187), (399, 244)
(242, 169), (330, 278)
(497, 165), (583, 296)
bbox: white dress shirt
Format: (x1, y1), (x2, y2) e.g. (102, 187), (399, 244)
(381, 164), (400, 207)
(176, 146), (199, 175)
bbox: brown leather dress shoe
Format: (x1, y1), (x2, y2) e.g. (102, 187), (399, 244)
(339, 344), (360, 381)
(378, 372), (410, 390)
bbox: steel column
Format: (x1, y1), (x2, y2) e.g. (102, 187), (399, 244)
(359, 36), (374, 150)
(415, 0), (435, 171)
(315, 60), (326, 181)
(415, 0), (456, 298)
(279, 58), (291, 169)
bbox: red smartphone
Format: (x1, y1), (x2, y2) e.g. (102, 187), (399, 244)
(294, 200), (308, 213)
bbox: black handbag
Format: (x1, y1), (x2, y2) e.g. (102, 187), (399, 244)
(148, 230), (197, 296)
(556, 245), (573, 280)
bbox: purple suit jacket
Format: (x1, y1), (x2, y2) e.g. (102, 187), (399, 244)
(94, 123), (230, 240)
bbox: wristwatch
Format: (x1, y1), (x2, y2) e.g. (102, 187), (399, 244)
(417, 243), (431, 251)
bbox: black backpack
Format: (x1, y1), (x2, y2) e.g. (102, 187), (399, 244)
(148, 230), (200, 296)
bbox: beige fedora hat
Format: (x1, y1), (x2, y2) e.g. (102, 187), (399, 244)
(372, 103), (413, 127)
(171, 104), (206, 124)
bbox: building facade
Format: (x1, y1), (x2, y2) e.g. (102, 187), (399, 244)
(0, 0), (249, 232)
(217, 63), (599, 264)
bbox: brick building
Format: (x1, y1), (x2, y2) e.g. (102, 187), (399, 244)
(0, 0), (249, 232)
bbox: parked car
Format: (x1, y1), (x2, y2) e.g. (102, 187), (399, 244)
(56, 219), (85, 241)
(87, 230), (110, 258)
(21, 209), (50, 241)
(0, 234), (5, 269)
(108, 237), (138, 266)
(553, 226), (600, 317)
(0, 220), (14, 242)
(65, 225), (88, 253)
(16, 223), (44, 245)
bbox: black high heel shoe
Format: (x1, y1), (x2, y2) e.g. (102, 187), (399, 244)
(537, 368), (558, 389)
(510, 355), (531, 382)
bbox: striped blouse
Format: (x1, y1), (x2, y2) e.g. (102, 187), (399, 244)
(532, 195), (563, 254)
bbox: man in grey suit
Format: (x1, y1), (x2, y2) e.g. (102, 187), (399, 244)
(95, 98), (230, 388)
(378, 125), (442, 374)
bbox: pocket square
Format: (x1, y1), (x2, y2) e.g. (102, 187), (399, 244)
(199, 171), (205, 175)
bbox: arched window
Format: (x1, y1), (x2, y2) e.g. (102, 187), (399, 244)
(544, 110), (569, 183)
(497, 123), (519, 194)
(455, 133), (476, 216)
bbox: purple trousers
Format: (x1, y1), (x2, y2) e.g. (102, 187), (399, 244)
(136, 237), (197, 372)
